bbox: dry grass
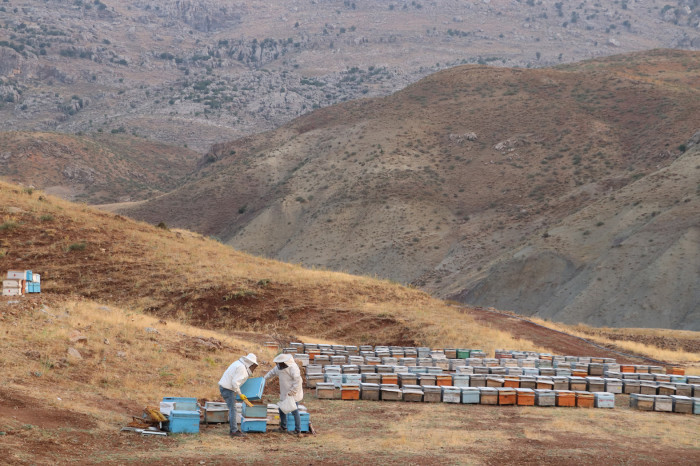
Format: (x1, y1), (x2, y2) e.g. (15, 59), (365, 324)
(529, 317), (700, 373)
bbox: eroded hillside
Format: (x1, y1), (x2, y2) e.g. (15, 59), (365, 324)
(118, 50), (700, 329)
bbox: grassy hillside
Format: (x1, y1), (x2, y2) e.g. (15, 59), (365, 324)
(0, 179), (539, 353)
(0, 131), (199, 204)
(119, 50), (700, 329)
(1, 181), (698, 464)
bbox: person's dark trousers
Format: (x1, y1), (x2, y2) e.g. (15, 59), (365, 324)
(279, 401), (301, 433)
(219, 385), (238, 434)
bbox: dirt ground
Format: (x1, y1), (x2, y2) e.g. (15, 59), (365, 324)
(1, 385), (698, 465)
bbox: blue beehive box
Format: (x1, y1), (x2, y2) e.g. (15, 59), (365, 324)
(241, 417), (267, 433)
(236, 377), (265, 401)
(242, 404), (267, 418)
(168, 410), (200, 433)
(325, 373), (343, 388)
(285, 412), (310, 432)
(594, 392), (615, 408)
(461, 387), (480, 404)
(343, 374), (362, 384)
(162, 396), (198, 411)
(694, 398), (700, 415)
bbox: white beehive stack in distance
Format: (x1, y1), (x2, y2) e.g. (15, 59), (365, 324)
(3, 270), (41, 296)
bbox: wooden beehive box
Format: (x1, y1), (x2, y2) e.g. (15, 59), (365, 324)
(515, 388), (535, 406)
(422, 386), (442, 403)
(486, 376), (504, 388)
(398, 373), (418, 387)
(381, 374), (398, 385)
(640, 383), (658, 395)
(620, 365), (635, 373)
(519, 376), (536, 390)
(536, 377), (554, 390)
(604, 378), (622, 394)
(441, 386), (461, 403)
(535, 390), (555, 407)
(556, 391), (576, 407)
(666, 366), (685, 376)
(402, 385), (424, 402)
(657, 384), (676, 396)
(623, 380), (641, 394)
(479, 387), (498, 405)
(316, 383), (337, 399)
(497, 387), (516, 405)
(653, 395), (673, 412)
(451, 374), (470, 387)
(674, 384), (691, 397)
(360, 383), (380, 401)
(586, 377), (605, 393)
(575, 391), (595, 408)
(435, 375), (452, 386)
(671, 395), (693, 414)
(419, 374), (436, 386)
(305, 374), (325, 388)
(569, 377), (587, 392)
(632, 394), (654, 411)
(380, 384), (403, 401)
(342, 364), (360, 374)
(341, 384), (360, 400)
(503, 377), (520, 388)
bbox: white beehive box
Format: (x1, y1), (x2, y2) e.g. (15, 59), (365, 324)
(2, 288), (22, 296)
(3, 279), (22, 288)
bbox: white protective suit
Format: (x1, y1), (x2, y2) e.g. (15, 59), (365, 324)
(218, 353), (257, 395)
(264, 357), (303, 402)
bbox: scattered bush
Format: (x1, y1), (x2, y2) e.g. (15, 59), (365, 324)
(67, 242), (87, 252)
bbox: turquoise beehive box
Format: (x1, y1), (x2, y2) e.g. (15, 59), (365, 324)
(236, 377), (265, 401)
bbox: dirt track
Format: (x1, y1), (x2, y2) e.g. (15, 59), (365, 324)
(462, 307), (652, 365)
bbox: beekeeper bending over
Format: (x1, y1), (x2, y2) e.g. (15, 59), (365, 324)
(265, 353), (304, 436)
(218, 353), (258, 438)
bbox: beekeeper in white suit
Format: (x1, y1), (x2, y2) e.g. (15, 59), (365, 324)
(218, 353), (258, 438)
(264, 353), (304, 436)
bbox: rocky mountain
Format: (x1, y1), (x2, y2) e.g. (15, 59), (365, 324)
(0, 131), (198, 203)
(117, 49), (700, 329)
(0, 0), (698, 151)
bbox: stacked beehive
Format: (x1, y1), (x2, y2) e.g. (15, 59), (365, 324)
(3, 270), (41, 296)
(293, 343), (697, 414)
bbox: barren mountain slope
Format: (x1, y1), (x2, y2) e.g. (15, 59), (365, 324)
(450, 144), (700, 329)
(118, 50), (700, 329)
(0, 131), (199, 203)
(1, 0), (698, 150)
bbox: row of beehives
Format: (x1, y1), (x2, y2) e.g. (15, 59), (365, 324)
(304, 360), (620, 378)
(283, 343), (487, 359)
(3, 270), (41, 296)
(629, 394), (700, 414)
(308, 371), (628, 393)
(315, 383), (617, 408)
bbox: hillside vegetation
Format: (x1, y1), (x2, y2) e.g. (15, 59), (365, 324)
(0, 180), (538, 353)
(119, 50), (700, 329)
(1, 0), (698, 150)
(0, 131), (199, 203)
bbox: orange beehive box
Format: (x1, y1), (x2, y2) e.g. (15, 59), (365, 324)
(436, 375), (452, 386)
(504, 378), (520, 388)
(381, 374), (398, 385)
(572, 370), (588, 378)
(575, 392), (595, 408)
(341, 388), (360, 400)
(620, 365), (635, 373)
(667, 367), (685, 376)
(556, 391), (576, 407)
(516, 390), (535, 406)
(498, 388), (516, 405)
